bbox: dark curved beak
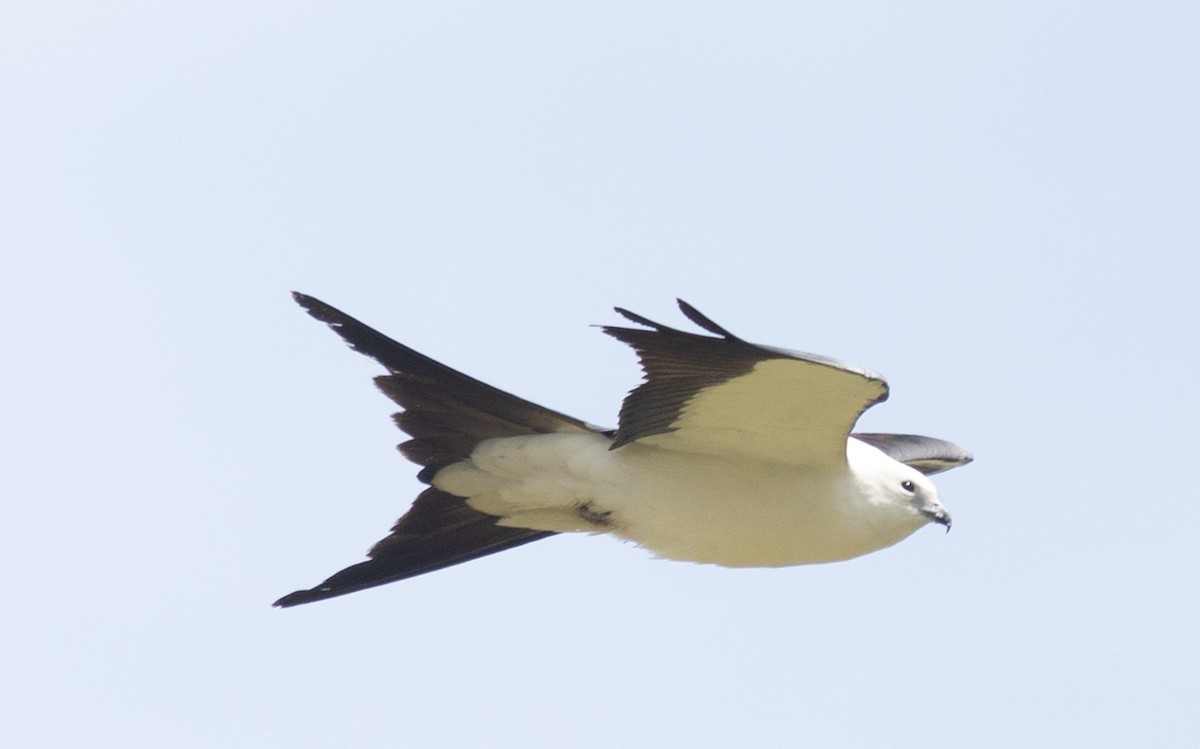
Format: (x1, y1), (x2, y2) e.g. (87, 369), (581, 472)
(922, 506), (952, 532)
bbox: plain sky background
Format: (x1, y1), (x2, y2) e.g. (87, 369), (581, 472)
(3, 2), (1197, 747)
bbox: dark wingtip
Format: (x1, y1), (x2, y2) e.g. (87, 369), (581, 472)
(274, 582), (353, 607)
(292, 292), (344, 326)
(273, 589), (319, 608)
(675, 299), (738, 339)
(611, 306), (665, 330)
(292, 291), (319, 310)
(607, 301), (735, 340)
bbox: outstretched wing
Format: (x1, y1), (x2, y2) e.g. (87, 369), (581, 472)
(851, 433), (974, 475)
(275, 294), (592, 607)
(603, 300), (888, 467)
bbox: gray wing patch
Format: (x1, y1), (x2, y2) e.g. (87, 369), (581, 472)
(851, 433), (974, 475)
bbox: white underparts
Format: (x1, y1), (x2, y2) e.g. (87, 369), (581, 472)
(433, 433), (619, 534)
(431, 432), (935, 567)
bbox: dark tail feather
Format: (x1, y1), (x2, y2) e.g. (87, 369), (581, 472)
(276, 294), (597, 606)
(274, 488), (554, 607)
(292, 292), (595, 475)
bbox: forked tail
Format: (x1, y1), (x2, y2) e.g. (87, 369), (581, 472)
(274, 294), (601, 607)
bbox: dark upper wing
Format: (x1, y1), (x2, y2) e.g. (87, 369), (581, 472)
(602, 300), (889, 467)
(275, 294), (591, 607)
(850, 433), (974, 475)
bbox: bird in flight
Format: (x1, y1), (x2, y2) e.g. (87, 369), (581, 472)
(275, 294), (972, 607)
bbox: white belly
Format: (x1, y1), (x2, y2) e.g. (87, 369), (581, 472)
(432, 432), (925, 568)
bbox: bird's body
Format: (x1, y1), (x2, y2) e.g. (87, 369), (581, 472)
(275, 295), (971, 607)
(435, 433), (928, 567)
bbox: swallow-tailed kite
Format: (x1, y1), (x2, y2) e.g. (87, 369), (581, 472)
(275, 295), (971, 607)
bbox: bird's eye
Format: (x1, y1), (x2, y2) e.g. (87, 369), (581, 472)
(901, 480), (916, 493)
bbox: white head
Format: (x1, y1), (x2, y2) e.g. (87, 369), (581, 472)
(846, 438), (952, 531)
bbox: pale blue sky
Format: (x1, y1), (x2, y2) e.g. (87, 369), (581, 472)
(3, 2), (1197, 747)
